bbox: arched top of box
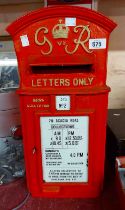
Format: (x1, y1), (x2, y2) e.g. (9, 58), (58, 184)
(7, 6), (116, 36)
(6, 6), (117, 91)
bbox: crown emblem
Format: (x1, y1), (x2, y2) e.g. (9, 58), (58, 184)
(52, 19), (69, 39)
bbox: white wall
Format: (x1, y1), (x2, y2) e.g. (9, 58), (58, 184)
(98, 0), (125, 108)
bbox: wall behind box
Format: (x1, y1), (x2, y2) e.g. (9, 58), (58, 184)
(98, 0), (125, 108)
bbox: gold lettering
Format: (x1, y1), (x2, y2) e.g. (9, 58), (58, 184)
(73, 78), (79, 86)
(65, 25), (92, 54)
(35, 27), (52, 55)
(57, 41), (62, 46)
(60, 79), (65, 86)
(88, 77), (94, 85)
(31, 78), (94, 88)
(65, 79), (70, 86)
(78, 78), (88, 86)
(54, 79), (59, 86)
(31, 79), (42, 87)
(27, 104), (43, 108)
(32, 79), (37, 87)
(57, 41), (66, 46)
(33, 98), (44, 103)
(32, 79), (42, 87)
(43, 79), (47, 86)
(43, 104), (50, 108)
(49, 79), (53, 86)
(73, 77), (94, 86)
(37, 79), (42, 86)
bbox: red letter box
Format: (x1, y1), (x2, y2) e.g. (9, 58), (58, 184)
(7, 6), (117, 198)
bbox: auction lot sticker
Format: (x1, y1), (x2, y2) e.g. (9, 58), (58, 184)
(40, 116), (89, 183)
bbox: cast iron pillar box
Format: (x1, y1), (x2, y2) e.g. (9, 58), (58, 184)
(7, 6), (116, 198)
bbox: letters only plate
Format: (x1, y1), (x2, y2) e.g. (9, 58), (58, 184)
(40, 116), (89, 183)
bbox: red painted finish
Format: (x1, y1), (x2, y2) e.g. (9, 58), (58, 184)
(7, 6), (117, 198)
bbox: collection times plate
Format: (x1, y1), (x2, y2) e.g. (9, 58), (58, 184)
(40, 116), (89, 183)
